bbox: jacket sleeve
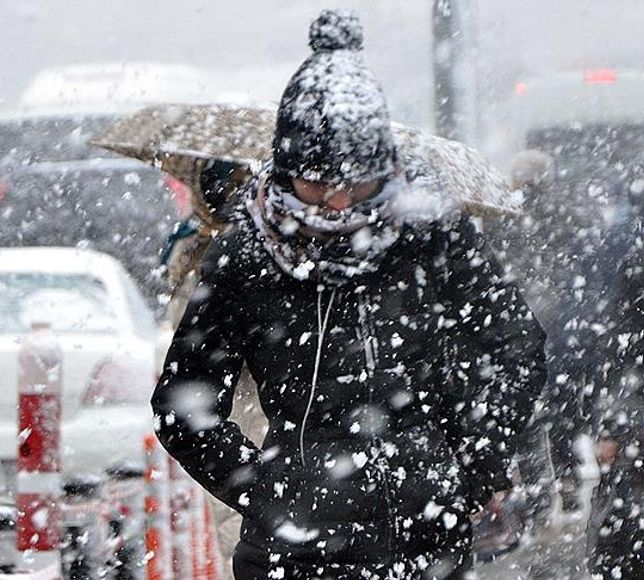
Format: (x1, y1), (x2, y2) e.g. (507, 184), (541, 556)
(151, 239), (261, 515)
(435, 215), (547, 511)
(595, 249), (644, 450)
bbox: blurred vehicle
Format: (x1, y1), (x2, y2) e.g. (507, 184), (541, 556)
(0, 247), (159, 479)
(0, 111), (181, 314)
(509, 69), (644, 323)
(510, 69), (644, 222)
(0, 62), (247, 316)
(502, 69), (644, 328)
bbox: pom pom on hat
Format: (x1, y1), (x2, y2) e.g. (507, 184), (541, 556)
(309, 9), (364, 52)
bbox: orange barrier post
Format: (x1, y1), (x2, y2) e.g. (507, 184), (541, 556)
(143, 434), (171, 580)
(16, 323), (62, 577)
(168, 458), (191, 579)
(188, 485), (202, 580)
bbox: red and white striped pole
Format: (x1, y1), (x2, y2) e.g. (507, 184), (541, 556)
(168, 458), (191, 579)
(143, 434), (171, 580)
(202, 496), (221, 580)
(16, 322), (62, 577)
(188, 484), (203, 580)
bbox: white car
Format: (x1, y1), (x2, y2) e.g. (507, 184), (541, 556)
(0, 247), (160, 480)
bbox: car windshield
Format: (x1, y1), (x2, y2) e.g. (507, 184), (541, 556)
(0, 273), (118, 334)
(0, 115), (119, 166)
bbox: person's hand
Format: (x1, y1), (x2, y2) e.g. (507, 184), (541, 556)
(469, 509), (484, 525)
(488, 490), (509, 512)
(469, 490), (510, 524)
(596, 439), (619, 467)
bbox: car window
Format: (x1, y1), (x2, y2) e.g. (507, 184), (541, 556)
(0, 115), (180, 317)
(0, 272), (117, 334)
(120, 272), (157, 340)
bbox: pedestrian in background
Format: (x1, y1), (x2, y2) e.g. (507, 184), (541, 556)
(160, 159), (269, 579)
(485, 150), (583, 527)
(586, 215), (643, 579)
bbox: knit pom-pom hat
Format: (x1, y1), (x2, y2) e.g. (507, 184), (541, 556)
(272, 9), (396, 185)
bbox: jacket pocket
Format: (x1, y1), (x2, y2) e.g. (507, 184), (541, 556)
(389, 423), (471, 518)
(245, 461), (299, 529)
(282, 469), (390, 565)
(246, 461), (390, 565)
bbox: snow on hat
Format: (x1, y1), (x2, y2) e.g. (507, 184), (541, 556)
(272, 9), (396, 185)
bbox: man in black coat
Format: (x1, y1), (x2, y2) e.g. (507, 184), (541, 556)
(587, 223), (643, 579)
(152, 10), (546, 579)
(485, 151), (584, 525)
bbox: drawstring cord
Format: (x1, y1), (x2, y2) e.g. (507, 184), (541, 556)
(299, 287), (336, 467)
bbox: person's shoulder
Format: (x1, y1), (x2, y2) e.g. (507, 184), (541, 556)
(201, 186), (281, 284)
(200, 201), (252, 275)
(401, 211), (478, 255)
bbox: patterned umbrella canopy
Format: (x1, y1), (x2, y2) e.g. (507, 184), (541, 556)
(91, 102), (520, 219)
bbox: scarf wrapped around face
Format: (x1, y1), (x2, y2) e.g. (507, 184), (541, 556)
(246, 167), (404, 283)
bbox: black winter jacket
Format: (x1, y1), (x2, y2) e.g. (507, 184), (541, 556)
(587, 225), (643, 578)
(592, 218), (644, 451)
(152, 208), (546, 574)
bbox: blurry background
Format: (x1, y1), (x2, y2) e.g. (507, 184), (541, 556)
(3, 0), (644, 167)
(0, 4), (642, 577)
(1, 1), (433, 124)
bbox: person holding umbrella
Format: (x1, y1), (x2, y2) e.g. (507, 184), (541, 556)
(152, 9), (546, 579)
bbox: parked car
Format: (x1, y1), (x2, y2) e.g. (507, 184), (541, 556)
(0, 110), (181, 317)
(0, 62), (244, 316)
(0, 247), (159, 479)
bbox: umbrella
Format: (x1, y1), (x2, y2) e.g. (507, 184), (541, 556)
(90, 102), (275, 227)
(393, 124), (522, 217)
(91, 102), (520, 220)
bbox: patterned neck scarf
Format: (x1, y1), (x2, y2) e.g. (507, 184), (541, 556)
(246, 166), (404, 284)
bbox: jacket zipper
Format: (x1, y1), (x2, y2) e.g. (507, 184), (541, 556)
(357, 292), (397, 552)
(357, 294), (377, 374)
